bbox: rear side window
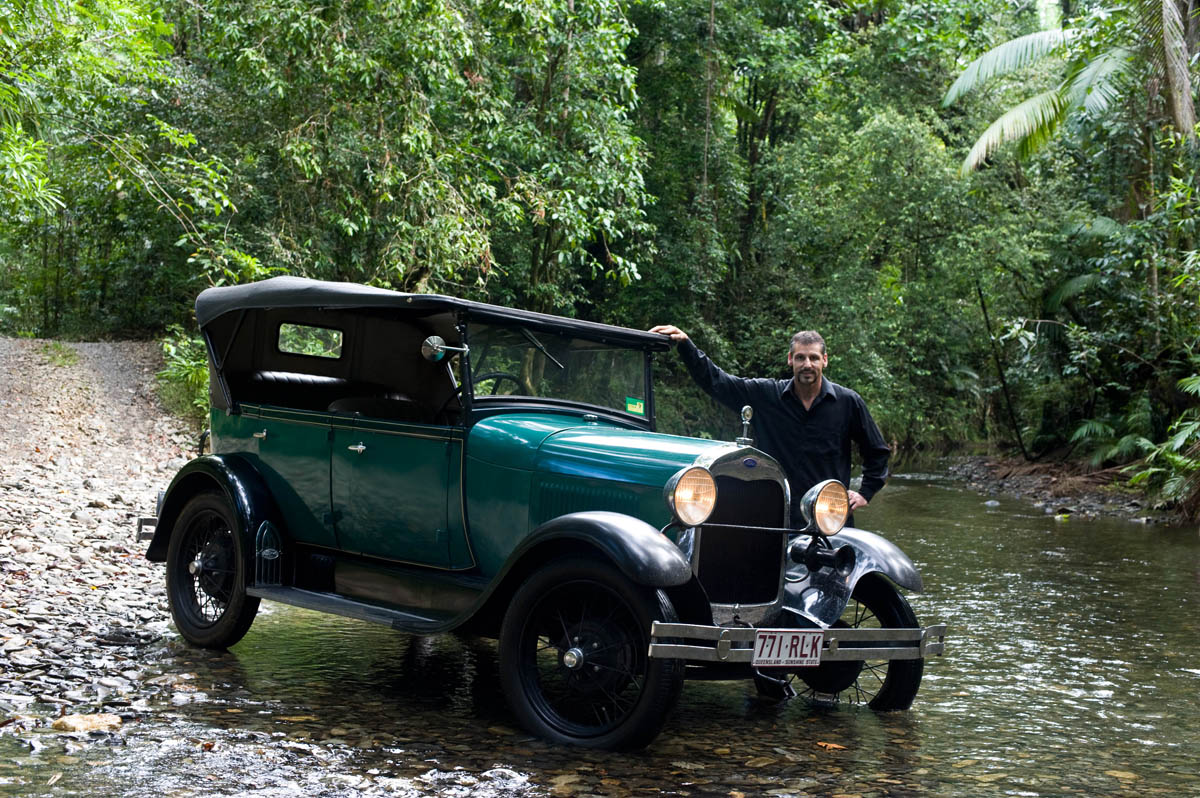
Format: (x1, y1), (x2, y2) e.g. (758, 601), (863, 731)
(278, 323), (343, 359)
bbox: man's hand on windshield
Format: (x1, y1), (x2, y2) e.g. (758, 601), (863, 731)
(649, 324), (689, 343)
(848, 490), (869, 512)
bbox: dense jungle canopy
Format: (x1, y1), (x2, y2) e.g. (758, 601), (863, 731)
(2, 0), (1198, 517)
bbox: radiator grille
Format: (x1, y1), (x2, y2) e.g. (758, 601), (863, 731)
(695, 476), (786, 605)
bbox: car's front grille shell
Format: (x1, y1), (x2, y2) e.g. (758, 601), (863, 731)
(693, 474), (786, 605)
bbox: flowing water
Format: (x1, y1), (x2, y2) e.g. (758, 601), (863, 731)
(5, 472), (1199, 797)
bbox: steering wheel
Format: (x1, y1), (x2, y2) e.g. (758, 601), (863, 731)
(434, 371), (525, 420)
(470, 371), (523, 396)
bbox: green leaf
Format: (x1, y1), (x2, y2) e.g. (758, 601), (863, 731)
(943, 29), (1075, 107)
(959, 88), (1067, 175)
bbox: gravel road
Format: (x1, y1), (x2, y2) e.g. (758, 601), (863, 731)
(0, 338), (191, 731)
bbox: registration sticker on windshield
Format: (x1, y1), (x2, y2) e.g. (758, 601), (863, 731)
(625, 397), (645, 416)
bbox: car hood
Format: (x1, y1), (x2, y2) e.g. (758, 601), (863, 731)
(468, 413), (732, 485)
(536, 425), (734, 486)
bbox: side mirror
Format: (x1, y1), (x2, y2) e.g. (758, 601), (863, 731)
(421, 335), (469, 362)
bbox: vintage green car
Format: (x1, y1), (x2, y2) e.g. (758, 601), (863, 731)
(140, 276), (945, 750)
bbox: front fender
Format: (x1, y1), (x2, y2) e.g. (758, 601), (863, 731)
(782, 527), (923, 627)
(144, 454), (280, 564)
(513, 511), (693, 588)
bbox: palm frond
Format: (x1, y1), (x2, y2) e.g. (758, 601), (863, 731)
(1167, 418), (1200, 451)
(1067, 214), (1124, 239)
(1070, 418), (1114, 443)
(943, 29), (1075, 107)
(1108, 433), (1153, 461)
(1178, 374), (1200, 397)
(1063, 47), (1133, 116)
(959, 88), (1067, 174)
(1138, 0), (1180, 70)
(1160, 0), (1197, 137)
(1045, 272), (1102, 310)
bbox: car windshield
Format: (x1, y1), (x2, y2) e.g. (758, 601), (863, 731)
(467, 323), (649, 418)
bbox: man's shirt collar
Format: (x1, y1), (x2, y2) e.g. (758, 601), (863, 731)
(781, 376), (835, 404)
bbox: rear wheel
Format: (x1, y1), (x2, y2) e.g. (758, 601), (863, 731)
(796, 574), (924, 709)
(499, 557), (684, 750)
(165, 492), (259, 649)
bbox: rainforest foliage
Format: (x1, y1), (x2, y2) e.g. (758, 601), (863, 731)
(2, 0), (1199, 517)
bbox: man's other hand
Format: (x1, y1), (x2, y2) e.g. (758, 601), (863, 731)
(649, 324), (689, 342)
(848, 490), (869, 512)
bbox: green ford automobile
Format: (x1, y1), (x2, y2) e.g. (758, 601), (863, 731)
(139, 276), (946, 750)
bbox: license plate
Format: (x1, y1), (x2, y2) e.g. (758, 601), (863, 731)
(752, 629), (824, 668)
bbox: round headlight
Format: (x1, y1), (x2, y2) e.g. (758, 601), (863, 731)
(665, 466), (717, 527)
(800, 479), (848, 536)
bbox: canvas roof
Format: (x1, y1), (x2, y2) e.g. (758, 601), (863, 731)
(195, 276), (670, 350)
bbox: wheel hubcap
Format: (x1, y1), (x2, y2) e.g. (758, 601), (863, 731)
(562, 647), (585, 669)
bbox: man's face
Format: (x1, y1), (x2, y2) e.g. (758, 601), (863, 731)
(788, 343), (827, 387)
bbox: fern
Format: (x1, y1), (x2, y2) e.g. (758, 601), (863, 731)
(1070, 418), (1115, 443)
(157, 325), (210, 425)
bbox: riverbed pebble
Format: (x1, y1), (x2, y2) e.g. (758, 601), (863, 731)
(0, 339), (188, 739)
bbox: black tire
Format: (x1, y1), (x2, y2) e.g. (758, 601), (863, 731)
(165, 492), (259, 649)
(796, 573), (924, 710)
(499, 557), (684, 750)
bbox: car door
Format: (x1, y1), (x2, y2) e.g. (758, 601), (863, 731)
(237, 404), (339, 549)
(330, 415), (456, 567)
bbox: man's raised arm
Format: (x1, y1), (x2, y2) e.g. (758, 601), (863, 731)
(649, 325), (752, 410)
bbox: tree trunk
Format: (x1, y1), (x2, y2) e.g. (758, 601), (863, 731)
(1162, 0), (1197, 144)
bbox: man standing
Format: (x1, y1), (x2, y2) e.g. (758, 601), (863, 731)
(649, 325), (890, 527)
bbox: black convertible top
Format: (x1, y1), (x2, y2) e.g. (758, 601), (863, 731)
(195, 276), (670, 350)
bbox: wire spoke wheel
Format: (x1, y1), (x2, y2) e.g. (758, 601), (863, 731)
(500, 557), (683, 750)
(166, 492), (259, 649)
(177, 511), (237, 624)
(527, 584), (644, 731)
(795, 574), (924, 710)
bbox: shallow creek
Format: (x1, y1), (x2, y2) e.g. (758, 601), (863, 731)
(3, 471), (1197, 797)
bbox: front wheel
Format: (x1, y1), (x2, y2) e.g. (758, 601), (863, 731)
(165, 492), (259, 649)
(796, 573), (924, 709)
(499, 557), (684, 750)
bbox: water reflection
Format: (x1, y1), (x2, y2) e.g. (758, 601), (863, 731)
(5, 473), (1200, 796)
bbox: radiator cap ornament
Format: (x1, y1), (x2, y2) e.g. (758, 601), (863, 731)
(735, 405), (754, 447)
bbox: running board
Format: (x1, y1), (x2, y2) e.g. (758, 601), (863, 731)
(246, 586), (451, 633)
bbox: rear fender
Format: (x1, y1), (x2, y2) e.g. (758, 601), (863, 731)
(783, 527), (923, 627)
(144, 455), (281, 571)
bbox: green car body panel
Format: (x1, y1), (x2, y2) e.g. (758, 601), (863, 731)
(209, 407), (729, 576)
(465, 414), (728, 574)
(213, 405), (339, 550)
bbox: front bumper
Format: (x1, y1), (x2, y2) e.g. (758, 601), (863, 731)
(647, 622), (947, 664)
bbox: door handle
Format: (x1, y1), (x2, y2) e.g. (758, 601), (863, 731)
(348, 443), (366, 454)
(252, 429), (268, 439)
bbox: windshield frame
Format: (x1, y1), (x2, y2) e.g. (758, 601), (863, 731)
(462, 321), (657, 431)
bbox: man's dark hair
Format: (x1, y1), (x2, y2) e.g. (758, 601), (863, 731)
(790, 330), (826, 355)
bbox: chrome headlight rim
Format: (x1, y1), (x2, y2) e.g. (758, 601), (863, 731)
(664, 465), (717, 527)
(800, 478), (848, 536)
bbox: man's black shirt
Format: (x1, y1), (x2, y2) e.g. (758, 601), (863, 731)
(677, 339), (890, 525)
